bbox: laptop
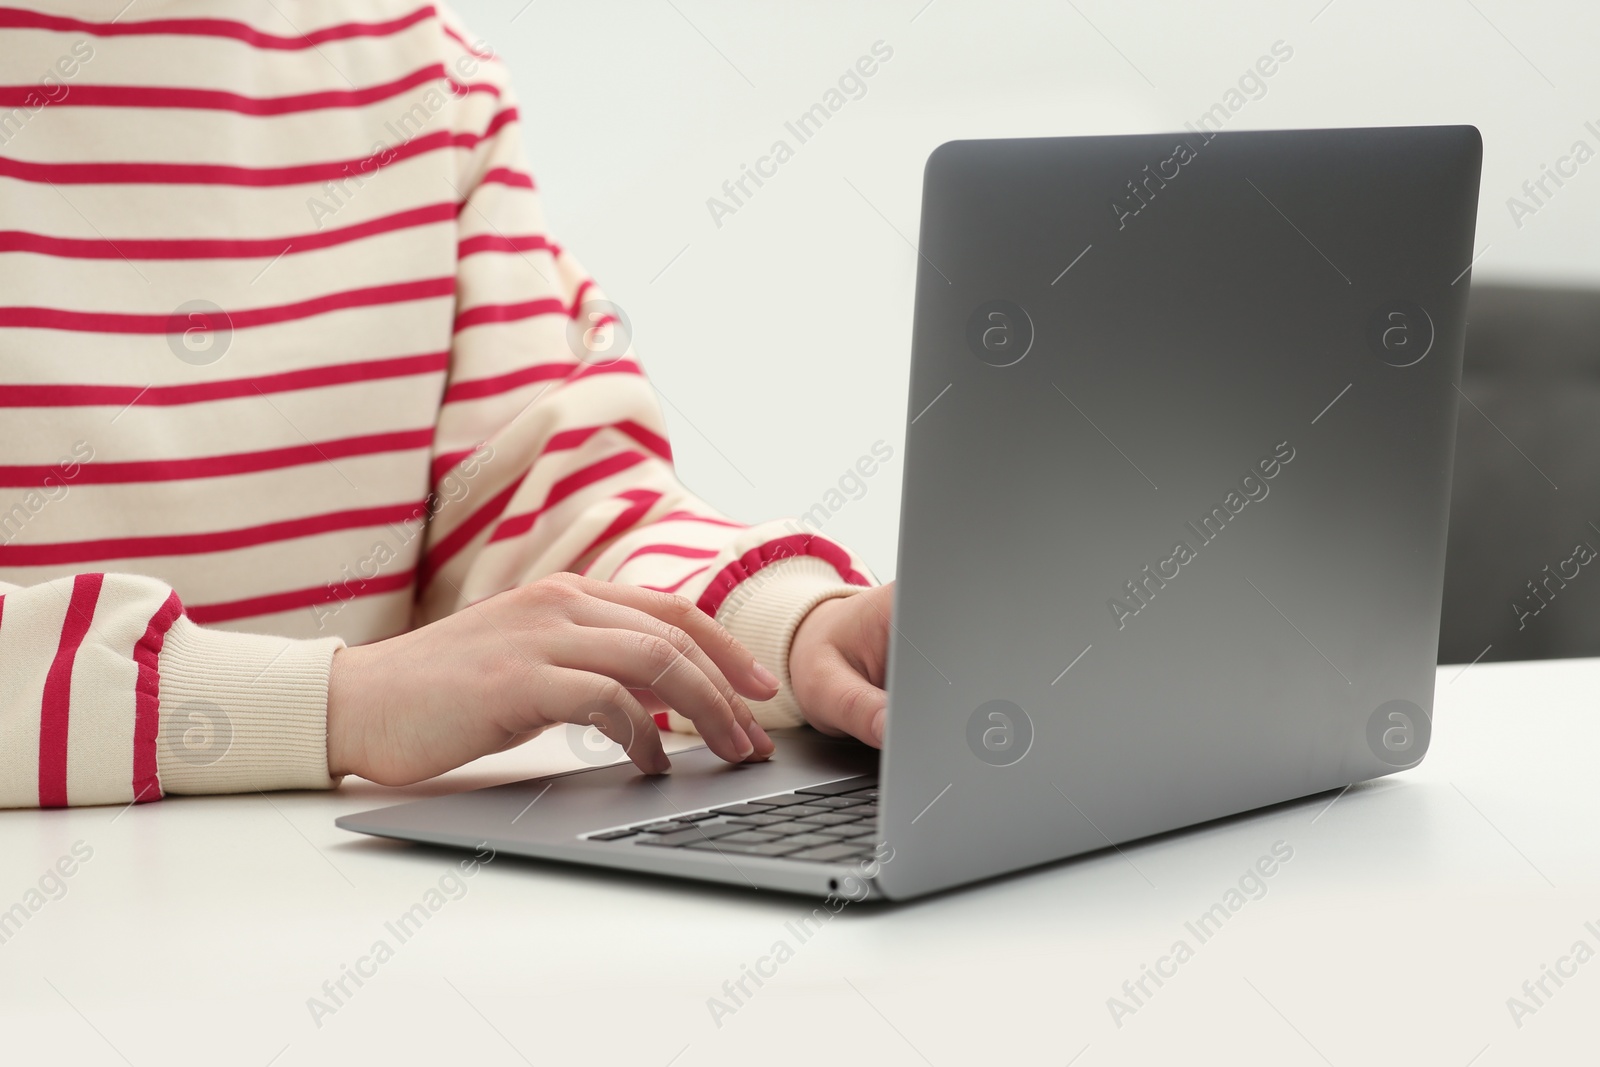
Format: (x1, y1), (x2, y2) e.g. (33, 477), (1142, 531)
(338, 125), (1483, 901)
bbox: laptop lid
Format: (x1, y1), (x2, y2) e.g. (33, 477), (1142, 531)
(876, 126), (1482, 900)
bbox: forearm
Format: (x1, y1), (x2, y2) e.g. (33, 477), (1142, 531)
(0, 573), (340, 808)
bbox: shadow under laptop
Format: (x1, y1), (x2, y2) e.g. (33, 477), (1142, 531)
(330, 831), (835, 913)
(875, 776), (1422, 915)
(328, 773), (1424, 914)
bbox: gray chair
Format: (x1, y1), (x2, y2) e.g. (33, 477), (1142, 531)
(1440, 282), (1600, 663)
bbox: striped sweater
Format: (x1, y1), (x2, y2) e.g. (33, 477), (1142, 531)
(0, 1), (873, 808)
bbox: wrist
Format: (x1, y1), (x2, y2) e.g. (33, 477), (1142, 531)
(789, 594), (851, 711)
(792, 595), (848, 665)
(666, 558), (865, 735)
(325, 645), (367, 779)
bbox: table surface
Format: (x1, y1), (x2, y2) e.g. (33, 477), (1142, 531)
(1, 655), (1595, 1067)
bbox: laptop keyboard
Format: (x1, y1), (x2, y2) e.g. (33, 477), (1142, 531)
(581, 775), (879, 864)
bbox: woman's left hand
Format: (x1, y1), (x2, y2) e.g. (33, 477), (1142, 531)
(788, 582), (895, 746)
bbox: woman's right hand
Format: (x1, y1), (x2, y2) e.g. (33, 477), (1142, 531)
(325, 572), (780, 785)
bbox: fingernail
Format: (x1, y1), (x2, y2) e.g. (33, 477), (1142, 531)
(747, 720), (773, 754)
(734, 727), (756, 760)
(754, 662), (781, 690)
(872, 708), (886, 746)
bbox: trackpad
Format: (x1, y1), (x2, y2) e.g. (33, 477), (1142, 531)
(337, 729), (877, 847)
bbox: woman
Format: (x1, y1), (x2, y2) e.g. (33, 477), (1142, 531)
(0, 1), (892, 807)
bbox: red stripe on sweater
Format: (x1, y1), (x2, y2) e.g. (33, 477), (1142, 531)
(478, 166), (536, 190)
(453, 296), (567, 333)
(131, 590), (183, 803)
(38, 573), (104, 807)
(0, 429), (432, 486)
(441, 360), (573, 403)
(457, 233), (560, 259)
(540, 421), (671, 462)
(696, 534), (870, 618)
(562, 359), (642, 388)
(422, 419), (672, 585)
(614, 420), (672, 462)
(419, 472), (527, 586)
(0, 503), (426, 567)
(658, 510), (745, 529)
(0, 65), (498, 115)
(0, 277), (454, 334)
(608, 542), (720, 580)
(0, 203), (457, 261)
(431, 420), (668, 497)
(476, 106), (519, 141)
(440, 23), (495, 59)
(188, 569), (416, 624)
(423, 426), (631, 571)
(440, 360), (643, 406)
(0, 352), (450, 409)
(572, 489), (663, 573)
(0, 112), (515, 186)
(490, 451), (651, 543)
(430, 446), (481, 488)
(0, 5), (439, 48)
(639, 564), (712, 595)
(557, 361), (636, 389)
(421, 449), (655, 586)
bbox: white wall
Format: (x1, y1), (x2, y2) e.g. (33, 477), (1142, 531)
(451, 0), (1600, 578)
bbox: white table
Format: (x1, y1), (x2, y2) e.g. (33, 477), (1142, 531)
(1, 655), (1595, 1067)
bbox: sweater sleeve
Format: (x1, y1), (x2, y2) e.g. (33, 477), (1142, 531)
(0, 574), (340, 809)
(419, 8), (876, 731)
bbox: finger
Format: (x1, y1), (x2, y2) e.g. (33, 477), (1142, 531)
(630, 687), (770, 757)
(561, 594), (773, 759)
(553, 626), (763, 764)
(536, 666), (669, 774)
(554, 574), (779, 702)
(803, 647), (887, 748)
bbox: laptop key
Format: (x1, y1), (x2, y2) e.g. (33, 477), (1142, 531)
(676, 811), (719, 822)
(727, 813), (791, 827)
(794, 812), (861, 826)
(766, 804), (829, 818)
(796, 777), (877, 797)
(781, 832), (838, 848)
(686, 839), (803, 857)
(807, 796), (866, 809)
(845, 788), (879, 800)
(749, 794), (819, 808)
(639, 821), (695, 833)
(752, 821), (814, 836)
(789, 843), (866, 863)
(588, 828), (638, 841)
(711, 803), (779, 817)
(851, 805), (879, 818)
(810, 824), (865, 838)
(635, 825), (736, 847)
(718, 830), (781, 844)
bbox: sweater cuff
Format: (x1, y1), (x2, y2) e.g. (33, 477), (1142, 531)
(155, 617), (344, 796)
(666, 556), (868, 734)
